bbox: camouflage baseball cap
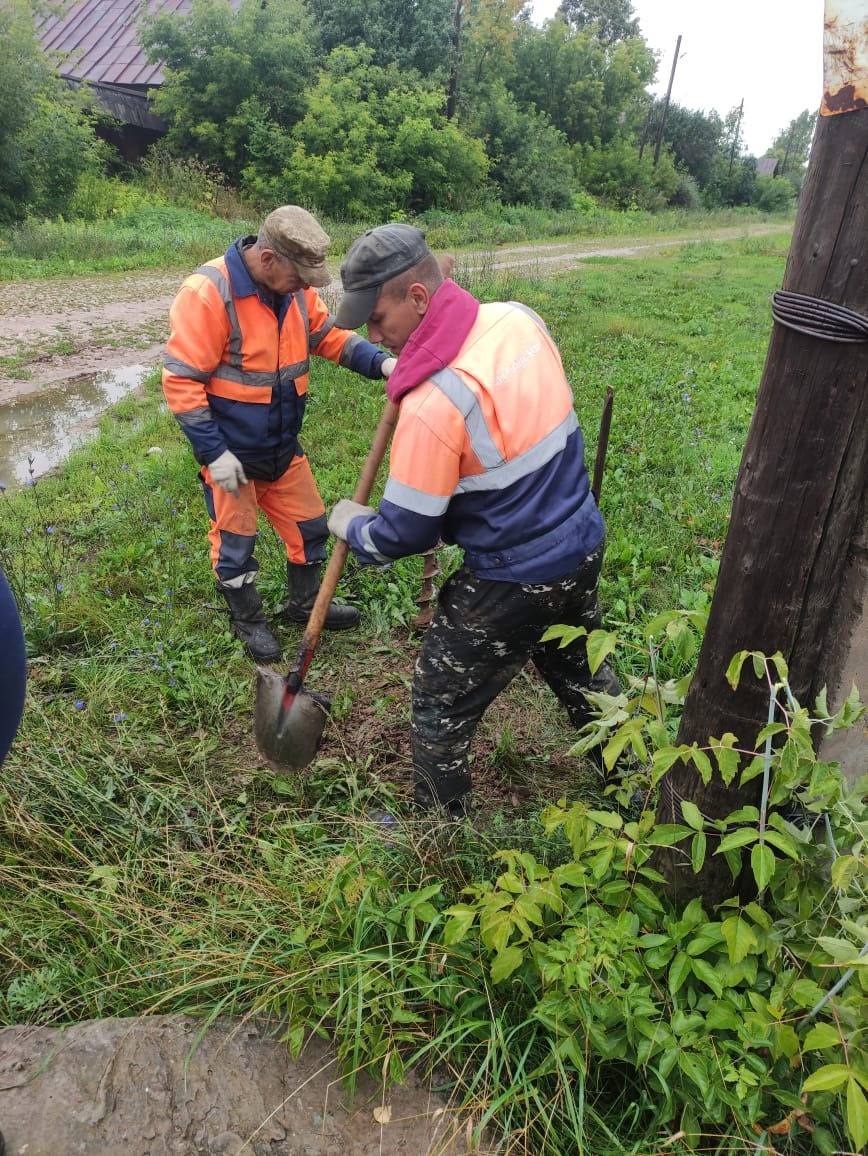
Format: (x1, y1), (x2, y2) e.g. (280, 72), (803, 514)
(259, 206), (331, 287)
(336, 223), (430, 329)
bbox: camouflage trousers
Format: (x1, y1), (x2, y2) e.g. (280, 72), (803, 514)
(411, 541), (621, 813)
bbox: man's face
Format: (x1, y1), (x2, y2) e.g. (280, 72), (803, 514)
(260, 249), (309, 295)
(366, 288), (424, 355)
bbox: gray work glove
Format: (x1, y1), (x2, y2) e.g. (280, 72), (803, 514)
(208, 449), (248, 497)
(381, 357), (397, 378)
(328, 499), (375, 541)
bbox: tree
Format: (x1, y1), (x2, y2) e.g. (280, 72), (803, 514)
(457, 0), (528, 94)
(246, 46), (488, 217)
(555, 0), (639, 45)
(575, 135), (678, 208)
(306, 0), (454, 78)
(0, 0), (101, 222)
(767, 107), (817, 178)
(658, 103), (724, 189)
(463, 79), (575, 207)
(510, 17), (654, 146)
(141, 0), (316, 183)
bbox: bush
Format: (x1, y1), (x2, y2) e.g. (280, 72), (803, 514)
(753, 174), (795, 213)
(669, 172), (703, 210)
(0, 4), (106, 223)
(575, 136), (679, 210)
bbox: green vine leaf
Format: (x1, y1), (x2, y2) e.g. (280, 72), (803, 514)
(490, 944), (524, 984)
(751, 843), (776, 891)
(848, 1077), (868, 1152)
(716, 828), (758, 854)
(801, 1063), (851, 1091)
(586, 629), (618, 674)
(721, 915), (758, 965)
(803, 1023), (841, 1052)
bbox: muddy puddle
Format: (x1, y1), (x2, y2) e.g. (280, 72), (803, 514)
(0, 364), (151, 490)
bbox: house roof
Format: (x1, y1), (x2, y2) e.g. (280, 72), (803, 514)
(35, 0), (193, 89)
(756, 156), (779, 177)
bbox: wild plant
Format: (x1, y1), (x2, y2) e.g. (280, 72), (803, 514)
(0, 459), (71, 649)
(432, 641), (866, 1155)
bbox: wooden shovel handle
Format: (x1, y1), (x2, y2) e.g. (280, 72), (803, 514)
(297, 400), (399, 654)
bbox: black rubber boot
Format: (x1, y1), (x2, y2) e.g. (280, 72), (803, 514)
(282, 562), (360, 631)
(216, 579), (282, 663)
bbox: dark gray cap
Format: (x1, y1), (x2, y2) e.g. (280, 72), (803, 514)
(336, 223), (430, 329)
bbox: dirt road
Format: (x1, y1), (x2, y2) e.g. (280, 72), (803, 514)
(0, 223), (791, 404)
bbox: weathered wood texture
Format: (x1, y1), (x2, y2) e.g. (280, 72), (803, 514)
(658, 108), (867, 902)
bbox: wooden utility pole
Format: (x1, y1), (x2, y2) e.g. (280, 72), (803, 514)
(446, 0), (463, 120)
(657, 3), (868, 905)
(653, 35), (682, 166)
(727, 98), (744, 176)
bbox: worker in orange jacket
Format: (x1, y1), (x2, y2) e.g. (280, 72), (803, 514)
(328, 224), (621, 818)
(163, 206), (395, 662)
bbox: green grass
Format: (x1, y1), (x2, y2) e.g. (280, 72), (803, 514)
(0, 195), (793, 279)
(3, 230), (861, 1154)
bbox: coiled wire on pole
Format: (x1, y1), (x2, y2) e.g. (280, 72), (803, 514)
(771, 290), (868, 343)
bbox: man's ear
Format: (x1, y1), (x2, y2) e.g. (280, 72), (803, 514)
(408, 282), (430, 316)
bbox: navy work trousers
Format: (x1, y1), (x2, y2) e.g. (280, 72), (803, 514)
(411, 542), (620, 812)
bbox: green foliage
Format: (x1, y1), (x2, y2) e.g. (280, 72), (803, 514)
(556, 0), (641, 44)
(141, 0), (317, 183)
(767, 108), (817, 178)
(440, 644), (866, 1153)
(246, 46), (488, 216)
(575, 135), (679, 209)
(0, 2), (103, 222)
(511, 17), (655, 146)
(753, 175), (796, 213)
(462, 79), (575, 208)
(659, 103), (726, 190)
(307, 0), (454, 77)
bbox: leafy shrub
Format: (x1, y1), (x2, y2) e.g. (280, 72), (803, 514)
(243, 46), (488, 217)
(435, 645), (867, 1153)
(669, 173), (703, 210)
(575, 136), (680, 210)
(0, 4), (105, 223)
(463, 80), (576, 209)
(753, 175), (796, 213)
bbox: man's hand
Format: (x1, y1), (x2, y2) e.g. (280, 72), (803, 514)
(208, 450), (248, 497)
(328, 499), (375, 541)
(381, 357), (398, 378)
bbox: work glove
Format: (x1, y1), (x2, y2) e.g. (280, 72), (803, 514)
(328, 499), (375, 541)
(381, 357), (397, 378)
(208, 449), (248, 497)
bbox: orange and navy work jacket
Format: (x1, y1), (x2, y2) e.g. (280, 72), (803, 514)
(163, 237), (387, 481)
(345, 281), (604, 584)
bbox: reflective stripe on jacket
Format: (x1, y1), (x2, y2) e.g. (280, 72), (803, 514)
(163, 238), (383, 481)
(348, 298), (604, 583)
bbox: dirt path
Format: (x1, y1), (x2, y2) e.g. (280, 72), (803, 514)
(0, 222), (791, 404)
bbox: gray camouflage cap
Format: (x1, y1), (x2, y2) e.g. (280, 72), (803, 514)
(336, 223), (430, 329)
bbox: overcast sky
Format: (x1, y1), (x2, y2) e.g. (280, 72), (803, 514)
(529, 0), (825, 155)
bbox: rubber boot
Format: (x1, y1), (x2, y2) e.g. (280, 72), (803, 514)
(216, 579), (282, 663)
(282, 562), (360, 631)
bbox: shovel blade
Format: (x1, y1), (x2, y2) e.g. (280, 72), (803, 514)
(254, 666), (331, 770)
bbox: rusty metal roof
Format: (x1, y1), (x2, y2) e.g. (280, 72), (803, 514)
(35, 0), (194, 89)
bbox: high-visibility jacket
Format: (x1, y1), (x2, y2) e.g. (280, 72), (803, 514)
(163, 237), (387, 480)
(346, 281), (604, 584)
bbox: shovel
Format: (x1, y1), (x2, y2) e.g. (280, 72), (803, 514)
(254, 400), (399, 770)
